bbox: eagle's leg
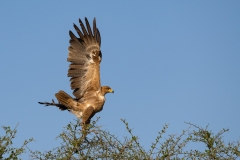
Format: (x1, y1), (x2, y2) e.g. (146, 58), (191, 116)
(80, 106), (94, 138)
(81, 106), (94, 125)
(38, 99), (68, 110)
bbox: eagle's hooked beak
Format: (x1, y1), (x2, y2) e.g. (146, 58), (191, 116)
(110, 89), (114, 93)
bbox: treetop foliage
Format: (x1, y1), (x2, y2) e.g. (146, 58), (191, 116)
(1, 119), (239, 159)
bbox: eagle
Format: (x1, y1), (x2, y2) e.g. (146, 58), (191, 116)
(39, 18), (114, 125)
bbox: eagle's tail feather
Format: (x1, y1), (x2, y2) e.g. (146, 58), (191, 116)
(38, 100), (68, 111)
(55, 90), (76, 109)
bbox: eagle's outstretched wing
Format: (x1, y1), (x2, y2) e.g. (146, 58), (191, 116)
(68, 18), (102, 100)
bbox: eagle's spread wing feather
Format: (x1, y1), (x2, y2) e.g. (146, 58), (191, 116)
(68, 18), (101, 100)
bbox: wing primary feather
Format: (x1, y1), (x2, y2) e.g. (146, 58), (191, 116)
(85, 17), (93, 37)
(97, 29), (101, 46)
(79, 18), (89, 36)
(69, 31), (78, 41)
(79, 18), (90, 44)
(93, 17), (97, 39)
(73, 23), (84, 38)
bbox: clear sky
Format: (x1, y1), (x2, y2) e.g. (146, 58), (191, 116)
(1, 1), (240, 159)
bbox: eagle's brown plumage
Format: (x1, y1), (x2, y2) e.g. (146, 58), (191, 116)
(39, 18), (114, 124)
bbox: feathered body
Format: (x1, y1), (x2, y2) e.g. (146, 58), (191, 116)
(39, 18), (113, 124)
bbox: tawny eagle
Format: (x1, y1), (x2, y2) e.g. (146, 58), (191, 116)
(39, 18), (114, 124)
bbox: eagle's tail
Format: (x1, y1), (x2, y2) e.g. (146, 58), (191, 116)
(55, 90), (78, 110)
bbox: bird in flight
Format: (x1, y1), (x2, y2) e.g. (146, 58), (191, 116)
(39, 18), (114, 125)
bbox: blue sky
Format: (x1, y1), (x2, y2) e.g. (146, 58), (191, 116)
(1, 1), (240, 158)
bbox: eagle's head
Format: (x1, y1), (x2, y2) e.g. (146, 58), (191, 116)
(101, 86), (114, 95)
